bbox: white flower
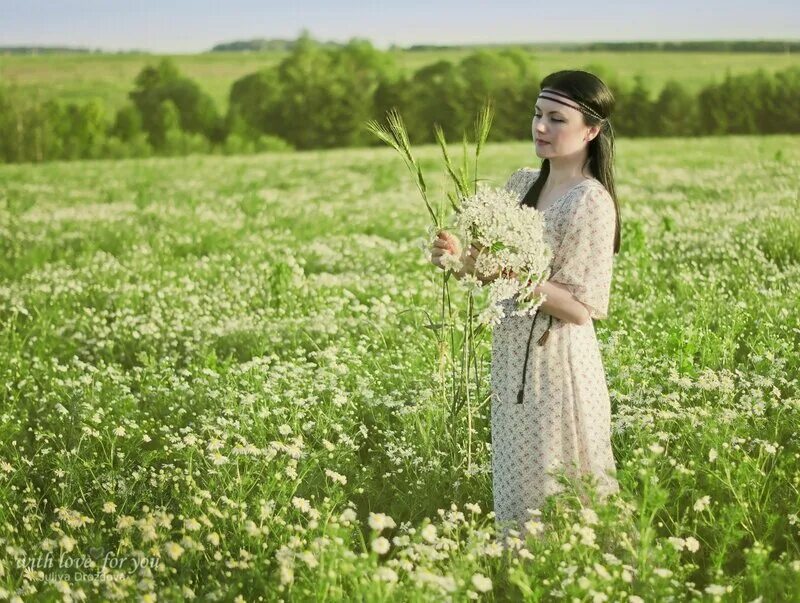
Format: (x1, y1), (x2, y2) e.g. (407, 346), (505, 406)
(184, 518), (201, 531)
(102, 501), (117, 514)
(374, 567), (398, 583)
(368, 512), (396, 532)
(593, 562), (612, 581)
(705, 584), (728, 595)
(693, 495), (711, 512)
(708, 448), (718, 462)
(165, 541), (184, 560)
(210, 451), (228, 466)
(299, 550), (318, 568)
(324, 469), (347, 485)
(371, 537), (390, 555)
(421, 524), (437, 543)
(458, 272), (484, 292)
(292, 497), (312, 513)
(668, 537), (685, 551)
(477, 303), (506, 327)
(580, 507), (599, 525)
(524, 519), (545, 537)
(339, 508), (357, 524)
(684, 536), (700, 552)
(471, 573), (492, 592)
(59, 535), (77, 552)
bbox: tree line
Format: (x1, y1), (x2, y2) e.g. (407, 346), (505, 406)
(1, 35), (798, 164)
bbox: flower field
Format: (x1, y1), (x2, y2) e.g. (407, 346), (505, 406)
(0, 135), (798, 600)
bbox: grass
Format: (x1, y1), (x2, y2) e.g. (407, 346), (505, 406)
(0, 134), (798, 600)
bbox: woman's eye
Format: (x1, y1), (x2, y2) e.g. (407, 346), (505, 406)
(533, 114), (562, 122)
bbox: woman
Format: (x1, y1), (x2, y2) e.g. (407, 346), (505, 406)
(430, 70), (622, 544)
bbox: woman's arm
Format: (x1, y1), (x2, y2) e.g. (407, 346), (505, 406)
(451, 241), (590, 325)
(456, 268), (590, 325)
(534, 281), (591, 325)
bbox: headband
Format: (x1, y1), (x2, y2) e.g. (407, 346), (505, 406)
(537, 87), (606, 122)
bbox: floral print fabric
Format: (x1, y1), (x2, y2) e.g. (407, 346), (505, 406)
(490, 167), (620, 540)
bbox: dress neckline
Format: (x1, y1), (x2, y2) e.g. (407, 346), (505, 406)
(522, 169), (600, 214)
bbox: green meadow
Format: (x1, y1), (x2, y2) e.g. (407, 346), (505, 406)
(2, 49), (797, 111)
(0, 133), (798, 599)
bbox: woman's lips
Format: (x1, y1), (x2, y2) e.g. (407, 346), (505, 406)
(536, 140), (550, 145)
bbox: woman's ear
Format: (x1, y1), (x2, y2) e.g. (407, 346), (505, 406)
(584, 125), (601, 142)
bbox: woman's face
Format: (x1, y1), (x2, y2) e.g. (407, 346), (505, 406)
(532, 94), (595, 158)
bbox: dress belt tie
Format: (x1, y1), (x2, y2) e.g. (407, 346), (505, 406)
(516, 309), (553, 404)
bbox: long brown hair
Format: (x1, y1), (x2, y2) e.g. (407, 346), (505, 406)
(521, 70), (621, 254)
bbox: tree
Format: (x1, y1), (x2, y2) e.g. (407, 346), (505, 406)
(129, 58), (223, 149)
(615, 75), (653, 137)
(652, 80), (695, 136)
(111, 103), (144, 142)
(226, 69), (283, 139)
(456, 49), (538, 141)
(406, 60), (467, 143)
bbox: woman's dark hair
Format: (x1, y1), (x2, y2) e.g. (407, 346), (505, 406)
(521, 69), (621, 254)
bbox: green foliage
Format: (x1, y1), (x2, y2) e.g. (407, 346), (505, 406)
(652, 80), (695, 136)
(110, 103), (143, 142)
(226, 69), (282, 138)
(0, 138), (798, 599)
(129, 58), (224, 149)
(1, 36), (800, 164)
(271, 36), (397, 149)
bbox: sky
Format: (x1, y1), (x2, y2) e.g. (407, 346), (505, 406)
(1, 0), (797, 53)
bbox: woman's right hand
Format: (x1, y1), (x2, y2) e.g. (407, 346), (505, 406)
(429, 230), (460, 270)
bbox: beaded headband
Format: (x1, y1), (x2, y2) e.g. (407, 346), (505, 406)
(537, 87), (606, 122)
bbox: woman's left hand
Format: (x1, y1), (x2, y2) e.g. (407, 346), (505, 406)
(460, 243), (484, 276)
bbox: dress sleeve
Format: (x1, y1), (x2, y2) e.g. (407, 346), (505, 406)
(549, 185), (616, 320)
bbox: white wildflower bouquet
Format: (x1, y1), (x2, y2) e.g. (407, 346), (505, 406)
(436, 184), (553, 327)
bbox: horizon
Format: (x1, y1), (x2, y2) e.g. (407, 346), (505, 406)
(1, 0), (797, 54)
(1, 36), (799, 56)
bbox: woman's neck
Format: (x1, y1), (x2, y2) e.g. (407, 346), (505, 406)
(546, 156), (593, 187)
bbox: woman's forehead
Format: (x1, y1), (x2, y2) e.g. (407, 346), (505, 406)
(535, 94), (581, 115)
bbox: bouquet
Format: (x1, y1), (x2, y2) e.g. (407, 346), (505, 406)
(433, 184), (552, 327)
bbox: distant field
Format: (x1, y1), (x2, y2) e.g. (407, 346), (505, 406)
(1, 49), (797, 113)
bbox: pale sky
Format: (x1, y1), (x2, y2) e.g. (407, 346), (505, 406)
(1, 0), (797, 53)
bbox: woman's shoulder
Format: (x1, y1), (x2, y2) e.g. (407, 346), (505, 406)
(572, 179), (615, 217)
(504, 166), (538, 193)
(520, 166), (541, 178)
(508, 166), (541, 185)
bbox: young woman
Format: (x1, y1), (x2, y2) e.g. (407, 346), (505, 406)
(430, 70), (622, 543)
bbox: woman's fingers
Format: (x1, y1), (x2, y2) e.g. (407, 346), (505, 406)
(432, 239), (457, 254)
(437, 230), (458, 247)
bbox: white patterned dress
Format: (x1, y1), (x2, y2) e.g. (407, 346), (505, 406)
(490, 167), (621, 538)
